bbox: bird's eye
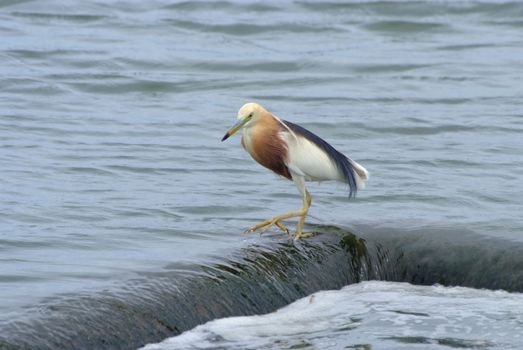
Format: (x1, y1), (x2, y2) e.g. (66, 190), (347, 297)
(248, 113), (253, 118)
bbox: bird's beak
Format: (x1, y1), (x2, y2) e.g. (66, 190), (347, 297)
(221, 119), (246, 141)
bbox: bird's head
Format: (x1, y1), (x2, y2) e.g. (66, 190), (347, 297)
(221, 102), (265, 141)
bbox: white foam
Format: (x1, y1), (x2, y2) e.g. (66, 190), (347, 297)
(140, 281), (523, 350)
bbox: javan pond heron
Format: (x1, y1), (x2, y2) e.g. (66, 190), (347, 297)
(222, 103), (368, 239)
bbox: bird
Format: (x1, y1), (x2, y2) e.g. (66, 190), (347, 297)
(221, 102), (368, 239)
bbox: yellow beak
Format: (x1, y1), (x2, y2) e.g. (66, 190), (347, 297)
(221, 119), (247, 141)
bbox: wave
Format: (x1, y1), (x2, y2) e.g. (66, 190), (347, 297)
(1, 224), (522, 349)
(141, 281), (523, 350)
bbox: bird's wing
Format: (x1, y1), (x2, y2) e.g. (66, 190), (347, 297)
(281, 120), (366, 197)
(273, 114), (298, 140)
(280, 120), (343, 181)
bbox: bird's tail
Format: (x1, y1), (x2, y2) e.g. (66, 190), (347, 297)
(349, 158), (369, 191)
(340, 157), (369, 198)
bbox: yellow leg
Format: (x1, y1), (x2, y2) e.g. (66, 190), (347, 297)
(274, 221), (290, 235)
(250, 219), (289, 235)
(246, 189), (313, 239)
(295, 191), (313, 239)
(245, 208), (306, 234)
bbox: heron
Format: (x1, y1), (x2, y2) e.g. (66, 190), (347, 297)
(221, 102), (368, 239)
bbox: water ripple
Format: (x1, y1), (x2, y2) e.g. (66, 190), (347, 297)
(1, 0), (523, 343)
(169, 19), (337, 35)
(363, 20), (450, 33)
(9, 11), (108, 22)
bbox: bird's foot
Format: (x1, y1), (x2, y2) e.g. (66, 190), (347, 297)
(245, 218), (316, 239)
(245, 220), (271, 234)
(274, 221), (290, 235)
(294, 231), (316, 240)
(245, 219), (289, 235)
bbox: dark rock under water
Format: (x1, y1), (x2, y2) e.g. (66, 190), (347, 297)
(1, 225), (523, 350)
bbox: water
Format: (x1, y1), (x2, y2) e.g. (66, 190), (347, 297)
(1, 0), (523, 348)
(141, 281), (523, 350)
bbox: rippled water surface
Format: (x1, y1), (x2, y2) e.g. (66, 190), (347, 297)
(1, 0), (523, 347)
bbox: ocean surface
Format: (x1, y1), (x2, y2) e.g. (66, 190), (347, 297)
(1, 0), (523, 349)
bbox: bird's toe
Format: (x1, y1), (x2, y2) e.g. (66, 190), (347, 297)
(294, 231), (316, 240)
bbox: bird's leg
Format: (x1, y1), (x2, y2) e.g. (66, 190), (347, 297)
(294, 190), (314, 239)
(274, 221), (290, 235)
(292, 175), (314, 239)
(254, 219), (289, 235)
(245, 210), (305, 235)
(245, 175), (314, 238)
